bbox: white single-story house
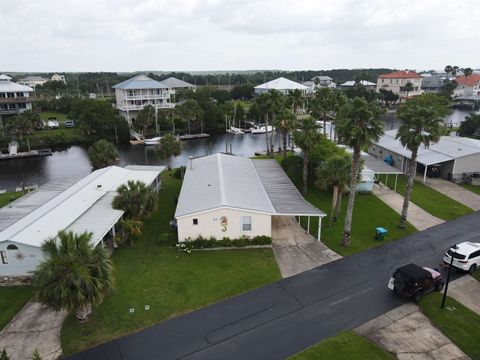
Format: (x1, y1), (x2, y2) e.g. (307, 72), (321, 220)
(369, 129), (480, 182)
(254, 77), (311, 96)
(339, 80), (376, 90)
(174, 154), (325, 242)
(0, 165), (164, 280)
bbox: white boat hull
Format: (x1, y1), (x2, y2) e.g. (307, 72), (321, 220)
(229, 126), (245, 135)
(144, 137), (161, 145)
(250, 125), (273, 134)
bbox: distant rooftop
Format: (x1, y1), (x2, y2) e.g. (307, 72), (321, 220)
(255, 77), (309, 91)
(160, 77), (195, 88)
(0, 74), (34, 92)
(113, 74), (168, 90)
(340, 80), (376, 87)
(378, 70), (422, 79)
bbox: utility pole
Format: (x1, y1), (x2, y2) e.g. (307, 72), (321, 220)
(441, 244), (456, 308)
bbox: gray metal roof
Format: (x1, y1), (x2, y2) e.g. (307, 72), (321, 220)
(112, 75), (168, 90)
(125, 165), (166, 172)
(66, 192), (123, 247)
(175, 154), (324, 218)
(0, 78), (34, 92)
(0, 178), (79, 233)
(252, 160), (325, 216)
(159, 77), (195, 89)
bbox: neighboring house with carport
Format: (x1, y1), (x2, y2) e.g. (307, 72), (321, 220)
(369, 129), (480, 183)
(0, 165), (164, 281)
(174, 153), (325, 242)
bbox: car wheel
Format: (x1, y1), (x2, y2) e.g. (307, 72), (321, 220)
(469, 264), (477, 274)
(413, 291), (423, 303)
(435, 280), (444, 292)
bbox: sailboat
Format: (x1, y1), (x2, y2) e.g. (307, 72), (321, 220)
(250, 124), (273, 134)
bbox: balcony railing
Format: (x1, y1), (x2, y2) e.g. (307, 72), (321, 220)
(117, 103), (175, 111)
(0, 96), (32, 104)
(124, 94), (171, 100)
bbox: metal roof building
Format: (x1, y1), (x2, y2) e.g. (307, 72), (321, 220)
(370, 129), (480, 182)
(254, 77), (310, 95)
(175, 154), (325, 242)
(0, 165), (164, 278)
(159, 77), (195, 89)
(113, 75), (168, 90)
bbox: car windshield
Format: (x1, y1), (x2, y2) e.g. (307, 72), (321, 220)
(447, 249), (466, 260)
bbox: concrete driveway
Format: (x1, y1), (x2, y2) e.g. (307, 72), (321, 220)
(0, 301), (67, 360)
(418, 177), (480, 211)
(355, 303), (468, 360)
(271, 216), (341, 278)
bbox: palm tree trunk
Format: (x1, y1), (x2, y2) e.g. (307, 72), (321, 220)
(341, 149), (361, 247)
(335, 188), (343, 219)
(76, 303), (92, 322)
(282, 131), (287, 160)
(303, 151), (308, 196)
(330, 185), (339, 226)
(399, 149), (418, 228)
(265, 114), (269, 155)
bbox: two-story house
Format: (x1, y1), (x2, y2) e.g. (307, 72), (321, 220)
(453, 74), (480, 98)
(113, 75), (175, 125)
(0, 74), (34, 121)
(17, 76), (48, 88)
(376, 70), (423, 100)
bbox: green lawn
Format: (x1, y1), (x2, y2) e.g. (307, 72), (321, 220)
(39, 111), (68, 123)
(290, 331), (394, 360)
(0, 191), (23, 208)
(461, 183), (480, 196)
(0, 287), (35, 331)
(378, 174), (473, 221)
(61, 173), (281, 355)
(282, 157), (416, 256)
(420, 293), (480, 360)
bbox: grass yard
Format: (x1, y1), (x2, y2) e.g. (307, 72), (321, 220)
(378, 174), (473, 221)
(61, 173), (281, 355)
(0, 191), (23, 208)
(289, 331), (394, 360)
(282, 157), (416, 256)
(0, 287), (35, 331)
(420, 293), (480, 360)
(39, 111), (68, 123)
(461, 183), (480, 196)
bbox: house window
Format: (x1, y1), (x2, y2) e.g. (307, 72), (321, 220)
(241, 216), (252, 231)
(193, 218), (198, 225)
(0, 251), (7, 264)
(6, 244), (18, 250)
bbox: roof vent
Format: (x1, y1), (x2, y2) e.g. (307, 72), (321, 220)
(97, 184), (102, 188)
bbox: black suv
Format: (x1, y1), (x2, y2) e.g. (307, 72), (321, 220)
(388, 263), (444, 302)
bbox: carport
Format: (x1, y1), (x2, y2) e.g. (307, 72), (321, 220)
(252, 160), (326, 240)
(361, 153), (404, 190)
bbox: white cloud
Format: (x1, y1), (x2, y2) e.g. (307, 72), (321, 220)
(0, 0), (479, 71)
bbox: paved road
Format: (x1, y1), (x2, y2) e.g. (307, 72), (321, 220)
(68, 212), (480, 360)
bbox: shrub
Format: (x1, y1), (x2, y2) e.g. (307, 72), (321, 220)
(182, 235), (272, 249)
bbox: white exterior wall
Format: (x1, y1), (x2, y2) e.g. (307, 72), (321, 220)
(177, 208), (272, 242)
(0, 241), (44, 277)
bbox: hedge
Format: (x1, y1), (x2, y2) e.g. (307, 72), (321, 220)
(183, 235), (272, 249)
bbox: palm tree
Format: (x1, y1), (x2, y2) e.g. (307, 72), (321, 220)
(444, 65), (459, 77)
(136, 105), (156, 135)
(402, 82), (414, 101)
(463, 67), (473, 78)
(33, 231), (114, 322)
(254, 93), (273, 155)
(293, 117), (322, 195)
(287, 89), (304, 114)
(273, 109), (297, 160)
(88, 139), (118, 170)
(113, 180), (157, 220)
(118, 219), (143, 246)
(315, 154), (351, 226)
(336, 97), (384, 247)
(396, 95), (445, 228)
(264, 90), (286, 153)
(157, 133), (182, 169)
(176, 99), (203, 134)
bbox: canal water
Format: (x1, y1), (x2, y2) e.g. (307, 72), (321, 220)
(0, 109), (470, 191)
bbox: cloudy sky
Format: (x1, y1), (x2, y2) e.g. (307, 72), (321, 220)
(1, 0), (479, 72)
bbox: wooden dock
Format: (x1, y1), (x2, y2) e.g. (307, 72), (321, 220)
(0, 149), (52, 161)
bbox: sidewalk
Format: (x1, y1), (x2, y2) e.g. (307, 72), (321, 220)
(0, 301), (67, 360)
(417, 177), (480, 211)
(373, 184), (444, 231)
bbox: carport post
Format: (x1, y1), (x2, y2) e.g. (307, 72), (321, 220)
(307, 216), (310, 234)
(423, 165), (427, 183)
(394, 174), (398, 191)
(317, 216), (322, 241)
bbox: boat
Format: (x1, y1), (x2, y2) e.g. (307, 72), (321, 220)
(144, 137), (162, 145)
(250, 124), (273, 134)
(228, 126), (245, 135)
